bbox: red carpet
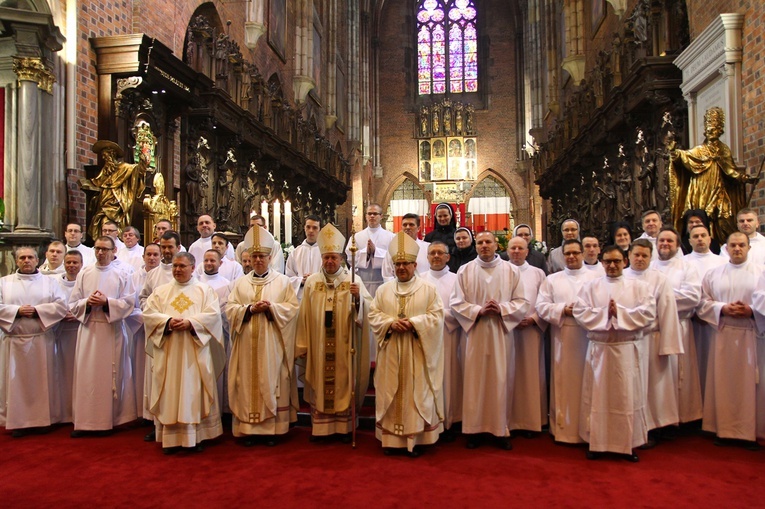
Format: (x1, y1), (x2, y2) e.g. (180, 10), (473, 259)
(1, 424), (764, 508)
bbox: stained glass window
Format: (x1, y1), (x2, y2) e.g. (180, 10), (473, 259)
(417, 0), (478, 96)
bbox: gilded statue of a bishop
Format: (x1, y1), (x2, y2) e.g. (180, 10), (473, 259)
(85, 140), (151, 241)
(668, 107), (757, 243)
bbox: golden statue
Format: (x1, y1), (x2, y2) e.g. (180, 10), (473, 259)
(84, 139), (151, 241)
(668, 107), (756, 243)
(143, 172), (179, 238)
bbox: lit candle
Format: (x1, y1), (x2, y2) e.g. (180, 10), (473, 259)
(261, 200), (269, 230)
(273, 199), (281, 243)
(285, 201), (292, 245)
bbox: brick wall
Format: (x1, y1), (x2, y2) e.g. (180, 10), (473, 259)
(375, 0), (529, 227)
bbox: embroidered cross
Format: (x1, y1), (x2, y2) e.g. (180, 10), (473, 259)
(170, 293), (193, 314)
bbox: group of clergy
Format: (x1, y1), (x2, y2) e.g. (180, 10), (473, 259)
(3, 203), (765, 462)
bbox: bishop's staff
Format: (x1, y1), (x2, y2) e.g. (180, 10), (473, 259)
(349, 226), (359, 448)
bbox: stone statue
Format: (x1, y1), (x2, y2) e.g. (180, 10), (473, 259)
(420, 105), (429, 136)
(431, 106), (440, 136)
(668, 106), (757, 243)
(83, 139), (151, 241)
(143, 172), (179, 235)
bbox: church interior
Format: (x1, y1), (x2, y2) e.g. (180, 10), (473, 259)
(1, 0), (763, 261)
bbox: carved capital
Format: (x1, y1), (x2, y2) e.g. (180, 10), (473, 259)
(292, 75), (316, 104)
(13, 57), (55, 94)
(244, 22), (267, 49)
(114, 76), (143, 117)
(561, 55), (586, 84)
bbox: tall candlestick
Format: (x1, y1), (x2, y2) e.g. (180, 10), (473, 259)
(273, 199), (281, 243)
(285, 201), (292, 245)
(261, 200), (269, 230)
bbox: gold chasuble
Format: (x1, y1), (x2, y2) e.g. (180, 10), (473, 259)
(226, 271), (299, 436)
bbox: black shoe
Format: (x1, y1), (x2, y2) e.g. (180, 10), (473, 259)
(409, 446), (422, 458)
(466, 436), (481, 449)
(383, 447), (395, 456)
(189, 443), (204, 453)
(265, 437), (278, 447)
(639, 437), (657, 450)
(11, 429), (30, 438)
(497, 437), (513, 450)
(714, 437), (735, 447)
(243, 436), (258, 447)
(94, 429), (114, 437)
(70, 430), (87, 438)
(162, 446), (181, 455)
(660, 425), (678, 441)
(144, 430), (156, 442)
(739, 440), (762, 451)
(623, 452), (640, 463)
(585, 451), (602, 460)
(339, 433), (352, 444)
(440, 429), (457, 443)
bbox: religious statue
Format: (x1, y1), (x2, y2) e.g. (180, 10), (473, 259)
(143, 172), (179, 235)
(455, 103), (464, 134)
(431, 105), (440, 136)
(668, 106), (757, 243)
(420, 105), (429, 137)
(83, 139), (151, 241)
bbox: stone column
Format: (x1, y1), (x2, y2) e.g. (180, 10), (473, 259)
(12, 57), (51, 232)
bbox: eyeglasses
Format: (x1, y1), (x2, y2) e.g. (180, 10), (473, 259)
(563, 251), (582, 256)
(602, 259), (623, 265)
(428, 251), (448, 256)
(94, 246), (113, 252)
(65, 229), (81, 233)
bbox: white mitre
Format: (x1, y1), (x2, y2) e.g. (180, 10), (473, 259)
(241, 226), (276, 255)
(318, 224), (346, 255)
(389, 231), (419, 263)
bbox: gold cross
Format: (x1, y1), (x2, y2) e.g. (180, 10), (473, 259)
(170, 293), (193, 314)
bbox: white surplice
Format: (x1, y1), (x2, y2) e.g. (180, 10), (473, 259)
(53, 274), (79, 423)
(194, 257), (243, 282)
(381, 238), (431, 282)
(583, 262), (606, 276)
(70, 262), (137, 430)
(0, 272), (67, 429)
(700, 260), (765, 441)
(370, 275), (444, 451)
(510, 262), (548, 432)
(345, 226), (395, 298)
(226, 272), (299, 437)
(624, 267), (683, 430)
(574, 275), (657, 454)
(536, 267), (600, 443)
(198, 271), (231, 413)
(652, 256), (703, 423)
(189, 236), (236, 262)
(285, 240), (322, 300)
(117, 244), (145, 273)
(144, 278), (224, 447)
(720, 232), (765, 265)
(66, 243), (96, 267)
(450, 256), (529, 437)
(422, 266), (462, 429)
(685, 250), (727, 398)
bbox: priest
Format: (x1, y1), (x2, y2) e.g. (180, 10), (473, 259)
(226, 226), (299, 446)
(370, 231), (444, 457)
(295, 224), (370, 442)
(143, 252), (225, 454)
(0, 247), (68, 436)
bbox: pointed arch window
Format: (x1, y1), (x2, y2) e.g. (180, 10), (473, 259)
(417, 0), (478, 95)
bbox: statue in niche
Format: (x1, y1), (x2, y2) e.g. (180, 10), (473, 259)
(420, 105), (429, 136)
(431, 106), (440, 136)
(443, 100), (452, 136)
(83, 139), (151, 241)
(667, 106), (757, 243)
(465, 105), (475, 134)
(215, 33), (229, 77)
(455, 103), (464, 134)
(617, 144), (634, 218)
(241, 173), (257, 228)
(184, 155), (205, 216)
(143, 172), (179, 233)
(217, 149), (237, 225)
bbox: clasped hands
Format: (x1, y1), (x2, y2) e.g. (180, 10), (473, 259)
(249, 300), (271, 314)
(722, 301), (753, 318)
(17, 305), (37, 318)
(167, 317), (192, 331)
(390, 318), (413, 333)
(478, 299), (501, 317)
(87, 290), (108, 307)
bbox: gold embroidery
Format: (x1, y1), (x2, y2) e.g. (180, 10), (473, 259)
(250, 284), (265, 419)
(170, 292), (193, 314)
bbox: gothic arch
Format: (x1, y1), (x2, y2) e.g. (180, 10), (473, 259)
(0, 0), (50, 13)
(465, 168), (518, 209)
(379, 171), (429, 213)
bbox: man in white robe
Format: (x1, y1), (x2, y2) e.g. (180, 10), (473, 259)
(39, 241), (66, 275)
(651, 228), (703, 425)
(226, 227), (299, 445)
(0, 247), (67, 436)
(127, 243), (160, 423)
(382, 213), (430, 282)
(701, 232), (764, 450)
(151, 219), (186, 252)
(64, 223), (96, 267)
(144, 252), (224, 454)
(507, 237), (548, 435)
(684, 224), (726, 398)
(345, 204), (395, 298)
(70, 236), (137, 436)
(624, 239), (683, 446)
(194, 233), (243, 282)
(537, 239), (600, 444)
(421, 241), (462, 438)
(53, 250), (85, 424)
(582, 235), (605, 276)
(451, 231), (529, 450)
(189, 214), (236, 262)
(370, 231), (444, 456)
(116, 226), (144, 273)
(720, 208), (765, 264)
(285, 215), (322, 300)
(574, 245), (657, 461)
(198, 249), (232, 414)
(295, 224), (371, 441)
